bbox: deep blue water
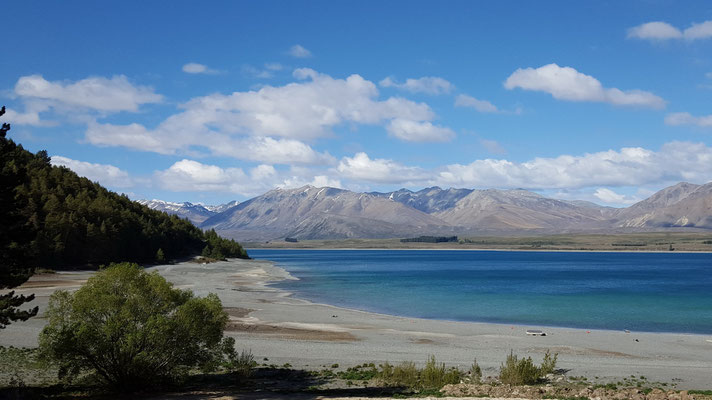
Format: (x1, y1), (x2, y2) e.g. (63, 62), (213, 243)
(247, 249), (712, 334)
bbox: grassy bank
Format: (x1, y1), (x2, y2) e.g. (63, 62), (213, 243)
(247, 232), (712, 252)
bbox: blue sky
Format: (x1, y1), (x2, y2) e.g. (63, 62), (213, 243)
(3, 1), (712, 207)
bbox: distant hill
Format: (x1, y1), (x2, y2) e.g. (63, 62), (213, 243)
(190, 183), (712, 241)
(614, 182), (712, 229)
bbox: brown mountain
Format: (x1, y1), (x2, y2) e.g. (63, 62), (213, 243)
(200, 186), (456, 240)
(194, 182), (712, 241)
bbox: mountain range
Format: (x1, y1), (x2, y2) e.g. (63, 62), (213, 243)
(139, 182), (712, 241)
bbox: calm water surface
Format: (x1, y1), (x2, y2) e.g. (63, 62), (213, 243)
(247, 249), (712, 334)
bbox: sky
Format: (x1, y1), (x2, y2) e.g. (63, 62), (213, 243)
(3, 1), (712, 207)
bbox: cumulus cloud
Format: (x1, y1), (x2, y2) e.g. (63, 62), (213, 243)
(182, 62), (219, 74)
(337, 152), (429, 184)
(0, 106), (53, 126)
(288, 44), (312, 58)
(628, 20), (712, 41)
(14, 75), (162, 113)
(454, 94), (499, 113)
(504, 63), (665, 109)
(434, 141), (712, 189)
(386, 119), (455, 142)
(155, 159), (247, 192)
(665, 112), (712, 128)
(593, 188), (640, 205)
(86, 122), (334, 165)
(379, 76), (454, 95)
(155, 159), (342, 195)
(51, 156), (133, 188)
(85, 68), (451, 160)
(627, 22), (683, 40)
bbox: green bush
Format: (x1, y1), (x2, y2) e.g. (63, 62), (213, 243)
(379, 361), (419, 389)
(499, 351), (541, 385)
(421, 355), (461, 389)
(540, 349), (558, 375)
(469, 358), (482, 383)
(220, 337), (255, 381)
(38, 263), (231, 391)
(378, 356), (461, 391)
(499, 350), (558, 385)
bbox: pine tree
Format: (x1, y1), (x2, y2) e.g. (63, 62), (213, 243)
(0, 106), (39, 328)
(155, 248), (166, 263)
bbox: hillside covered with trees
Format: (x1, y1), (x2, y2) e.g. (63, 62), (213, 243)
(1, 122), (248, 271)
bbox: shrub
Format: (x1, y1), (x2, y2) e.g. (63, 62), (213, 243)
(221, 338), (255, 381)
(469, 358), (482, 383)
(421, 355), (461, 389)
(386, 361), (419, 389)
(540, 349), (558, 375)
(38, 262), (231, 391)
(499, 351), (540, 385)
(378, 356), (461, 391)
(499, 350), (558, 385)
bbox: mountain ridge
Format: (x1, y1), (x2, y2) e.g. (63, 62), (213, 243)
(139, 182), (712, 241)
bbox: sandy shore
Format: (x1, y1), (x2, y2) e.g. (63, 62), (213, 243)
(2, 258), (712, 390)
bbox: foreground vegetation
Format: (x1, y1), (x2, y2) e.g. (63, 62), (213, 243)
(4, 349), (712, 399)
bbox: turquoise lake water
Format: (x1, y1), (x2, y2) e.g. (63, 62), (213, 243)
(247, 249), (712, 334)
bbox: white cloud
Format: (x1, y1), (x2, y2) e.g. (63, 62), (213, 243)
(85, 69), (449, 159)
(379, 76), (454, 95)
(665, 112), (712, 128)
(86, 122), (334, 165)
(182, 62), (219, 74)
(683, 20), (712, 40)
(14, 74), (162, 113)
(236, 137), (335, 165)
(435, 141), (712, 189)
(386, 119), (455, 142)
(0, 106), (53, 126)
(504, 63), (665, 109)
(627, 22), (682, 40)
(593, 188), (639, 205)
(155, 159), (251, 193)
(337, 152), (429, 184)
(155, 159), (343, 195)
(288, 44), (312, 58)
(51, 156), (133, 188)
(628, 20), (712, 41)
(454, 94), (499, 113)
(310, 175), (342, 188)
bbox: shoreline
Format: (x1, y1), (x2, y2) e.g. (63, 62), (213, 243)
(171, 258), (712, 390)
(249, 246), (712, 254)
(3, 258), (712, 390)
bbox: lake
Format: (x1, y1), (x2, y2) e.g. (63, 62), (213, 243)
(248, 249), (712, 334)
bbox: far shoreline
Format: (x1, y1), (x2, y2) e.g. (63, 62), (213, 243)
(243, 232), (712, 253)
(248, 246), (712, 254)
